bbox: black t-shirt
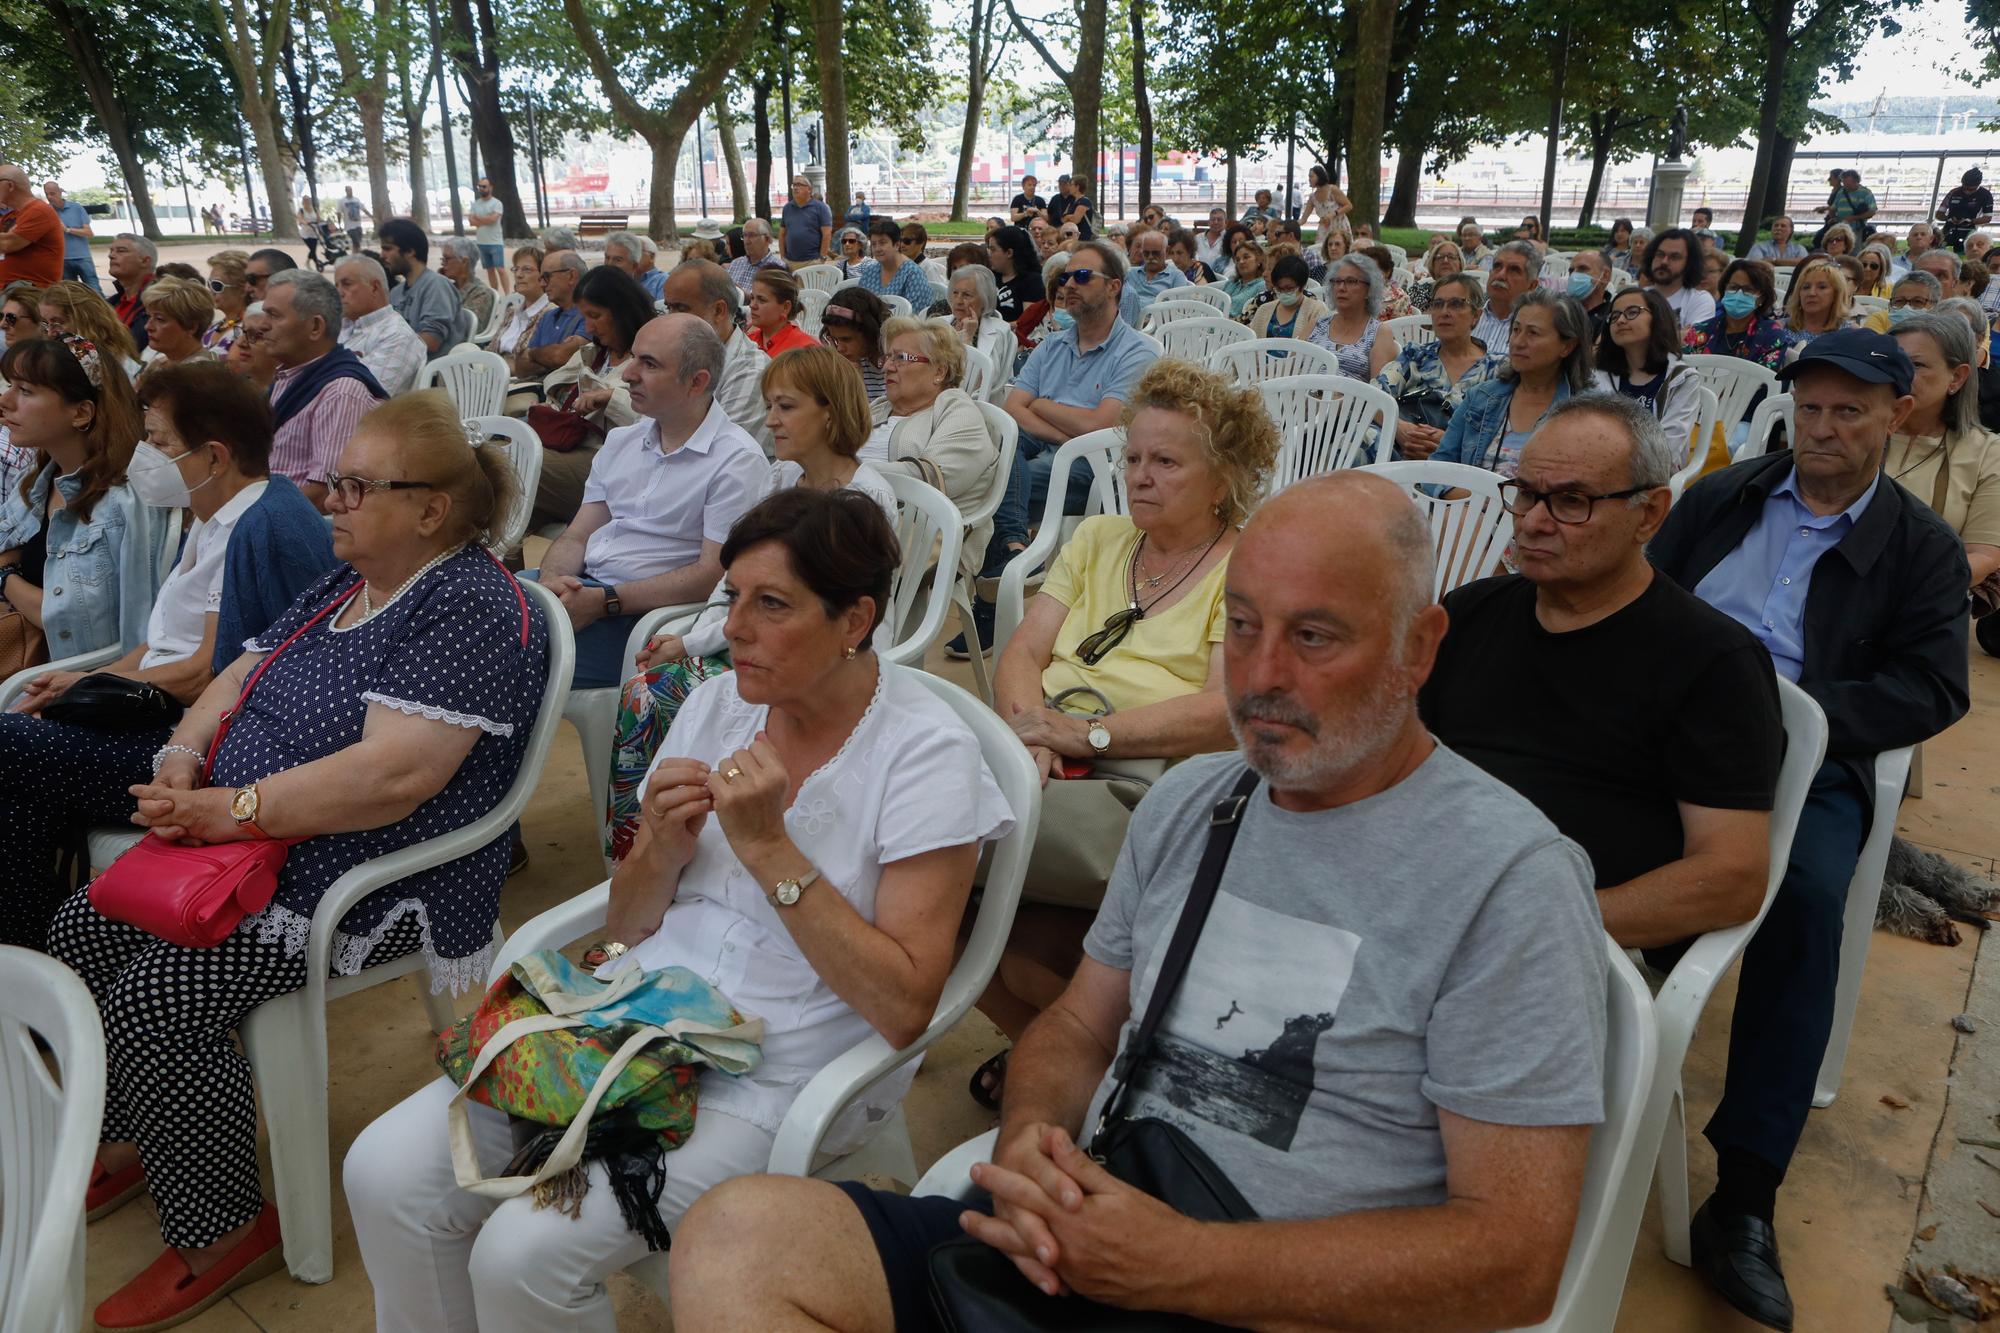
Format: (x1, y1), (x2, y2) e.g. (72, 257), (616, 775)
(1070, 196), (1096, 240)
(1979, 362), (2000, 433)
(1418, 573), (1783, 891)
(1046, 194), (1074, 227)
(1010, 193), (1047, 218)
(995, 269), (1045, 323)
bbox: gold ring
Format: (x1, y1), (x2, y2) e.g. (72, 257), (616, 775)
(723, 766), (744, 782)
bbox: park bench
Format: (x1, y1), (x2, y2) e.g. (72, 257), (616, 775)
(577, 211), (630, 237)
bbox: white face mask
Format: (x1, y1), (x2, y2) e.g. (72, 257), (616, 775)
(127, 441), (212, 509)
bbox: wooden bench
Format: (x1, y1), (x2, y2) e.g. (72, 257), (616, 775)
(577, 211), (631, 238)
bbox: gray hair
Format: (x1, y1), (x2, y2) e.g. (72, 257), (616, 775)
(541, 226), (579, 251)
(116, 233), (158, 265)
(265, 269), (341, 335)
(1940, 294), (1990, 343)
(1329, 254), (1384, 317)
(1041, 250), (1071, 285)
(438, 235), (480, 267)
(1541, 391), (1682, 496)
(742, 218), (773, 240)
(1500, 289), (1594, 393)
(603, 230), (645, 263)
(335, 255), (389, 290)
(1916, 249), (1961, 284)
(675, 257), (740, 314)
(949, 263), (998, 318)
(1434, 271), (1484, 307)
(1893, 310), (1981, 436)
(1893, 269), (1944, 303)
(671, 316), (726, 398)
(1072, 239), (1126, 281)
(1629, 226), (1654, 247)
(1492, 240), (1542, 279)
(547, 250), (588, 278)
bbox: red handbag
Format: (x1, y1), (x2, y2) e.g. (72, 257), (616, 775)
(89, 583), (360, 948)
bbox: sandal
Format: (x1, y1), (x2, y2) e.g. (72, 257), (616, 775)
(87, 1153), (148, 1222)
(968, 1049), (1009, 1112)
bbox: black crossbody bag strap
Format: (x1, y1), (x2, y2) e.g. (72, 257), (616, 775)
(1097, 767), (1260, 1132)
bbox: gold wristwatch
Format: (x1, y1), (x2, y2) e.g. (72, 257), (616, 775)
(229, 783), (270, 839)
(772, 866), (822, 907)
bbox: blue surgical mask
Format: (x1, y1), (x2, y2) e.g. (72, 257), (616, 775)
(1566, 272), (1595, 300)
(1887, 303), (1917, 327)
(1721, 290), (1759, 319)
(1049, 308), (1075, 330)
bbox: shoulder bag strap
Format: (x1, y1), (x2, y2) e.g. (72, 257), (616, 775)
(1097, 767), (1261, 1131)
(203, 579), (362, 779)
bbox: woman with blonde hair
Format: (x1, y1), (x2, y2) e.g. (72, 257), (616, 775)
(876, 315), (997, 563)
(969, 354), (1277, 1105)
(54, 387), (551, 1332)
(136, 277), (219, 388)
(1857, 242), (1896, 299)
(1821, 223), (1858, 258)
(204, 250), (250, 356)
(603, 345), (899, 862)
(1782, 257), (1852, 342)
(38, 280), (141, 378)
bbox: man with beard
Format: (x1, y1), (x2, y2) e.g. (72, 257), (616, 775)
(666, 472), (1610, 1333)
(378, 216), (462, 359)
(1640, 227), (1716, 330)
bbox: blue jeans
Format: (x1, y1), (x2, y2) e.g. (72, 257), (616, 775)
(522, 569), (639, 690)
(1703, 757), (1871, 1174)
(983, 432), (1098, 576)
(63, 258), (101, 294)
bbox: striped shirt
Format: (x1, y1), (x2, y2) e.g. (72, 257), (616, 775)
(269, 363), (378, 487)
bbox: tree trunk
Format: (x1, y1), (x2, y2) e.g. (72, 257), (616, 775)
(1766, 132), (1797, 228)
(715, 95), (749, 221)
(444, 0), (531, 236)
(398, 36), (432, 230)
(752, 72), (774, 220)
(1070, 0), (1107, 197)
(1130, 0), (1152, 212)
(812, 0), (849, 218)
(209, 0), (301, 239)
(1577, 113), (1613, 227)
(1735, 0), (1793, 257)
(323, 0), (394, 233)
(1347, 0), (1393, 229)
(280, 21), (319, 214)
(951, 0), (992, 221)
(1384, 136), (1425, 227)
(1225, 155), (1237, 218)
(35, 0), (161, 237)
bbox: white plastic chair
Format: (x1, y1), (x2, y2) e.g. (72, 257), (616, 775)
(1139, 298), (1222, 333)
(1852, 294), (1890, 315)
(1206, 338), (1343, 385)
(877, 472), (964, 665)
(0, 948), (106, 1333)
(1812, 746), (1916, 1108)
(1356, 459), (1515, 596)
(913, 941), (1658, 1333)
(466, 414), (545, 557)
(796, 287), (830, 338)
(236, 578), (574, 1282)
(1155, 315), (1252, 363)
(1540, 253), (1572, 280)
(793, 263), (843, 294)
(959, 342), (996, 405)
(1175, 283), (1232, 314)
(921, 257), (947, 289)
(1737, 391), (1794, 461)
(1651, 680), (1827, 1270)
(488, 667), (1042, 1301)
(1381, 313), (1437, 348)
(1258, 375), (1398, 484)
(1680, 354), (1778, 430)
(473, 291), (520, 349)
(1668, 386), (1720, 504)
(1383, 242), (1409, 268)
(993, 429), (1128, 657)
(416, 344), (510, 418)
(880, 293), (914, 318)
(956, 405), (1019, 702)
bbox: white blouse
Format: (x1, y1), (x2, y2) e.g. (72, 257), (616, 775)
(621, 663), (1014, 1147)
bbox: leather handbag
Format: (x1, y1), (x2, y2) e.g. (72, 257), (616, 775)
(928, 769), (1262, 1332)
(0, 599), (47, 681)
(526, 401), (591, 452)
(41, 672), (185, 730)
(88, 582), (359, 948)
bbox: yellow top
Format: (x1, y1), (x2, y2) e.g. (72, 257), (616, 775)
(1885, 428), (2000, 547)
(1038, 515), (1229, 712)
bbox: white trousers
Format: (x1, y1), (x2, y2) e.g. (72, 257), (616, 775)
(345, 1075), (775, 1333)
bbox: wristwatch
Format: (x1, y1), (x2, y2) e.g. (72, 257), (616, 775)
(1087, 721), (1112, 755)
(229, 783), (270, 839)
(601, 586), (623, 617)
(772, 866), (822, 907)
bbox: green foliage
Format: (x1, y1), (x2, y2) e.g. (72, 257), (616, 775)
(0, 78), (56, 172)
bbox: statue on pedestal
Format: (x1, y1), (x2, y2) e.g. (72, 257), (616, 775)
(1667, 101), (1688, 162)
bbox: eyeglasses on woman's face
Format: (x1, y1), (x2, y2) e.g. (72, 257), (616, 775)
(324, 473), (436, 509)
(1608, 304), (1649, 324)
(1430, 296), (1473, 312)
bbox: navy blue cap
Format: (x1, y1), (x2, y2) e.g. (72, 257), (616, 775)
(1777, 326), (1913, 396)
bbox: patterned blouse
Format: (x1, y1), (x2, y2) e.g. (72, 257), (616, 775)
(1682, 313), (1799, 372)
(1373, 340), (1504, 414)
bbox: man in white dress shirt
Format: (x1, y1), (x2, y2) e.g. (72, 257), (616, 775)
(531, 313), (766, 686)
(334, 256), (427, 396)
(659, 258), (774, 452)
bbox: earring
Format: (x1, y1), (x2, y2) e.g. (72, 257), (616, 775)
(844, 644), (858, 660)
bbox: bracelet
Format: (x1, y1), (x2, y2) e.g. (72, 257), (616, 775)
(151, 744), (206, 776)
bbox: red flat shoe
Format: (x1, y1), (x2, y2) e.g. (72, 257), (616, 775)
(94, 1203), (284, 1332)
(86, 1156), (147, 1222)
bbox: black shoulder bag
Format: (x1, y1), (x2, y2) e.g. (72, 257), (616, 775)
(927, 768), (1262, 1333)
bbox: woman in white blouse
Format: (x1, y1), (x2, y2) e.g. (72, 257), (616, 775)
(346, 486), (1013, 1333)
(945, 264), (1014, 384)
(494, 246), (551, 358)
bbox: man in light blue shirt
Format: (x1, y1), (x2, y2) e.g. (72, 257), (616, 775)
(41, 180), (98, 292)
(1117, 229), (1188, 327)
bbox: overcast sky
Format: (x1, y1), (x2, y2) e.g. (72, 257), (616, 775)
(1829, 0), (1998, 101)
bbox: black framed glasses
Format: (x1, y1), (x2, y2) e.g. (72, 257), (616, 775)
(1498, 479), (1653, 525)
(1074, 604), (1142, 665)
(325, 474), (436, 508)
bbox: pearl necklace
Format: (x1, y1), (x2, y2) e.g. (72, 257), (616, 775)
(359, 546), (463, 620)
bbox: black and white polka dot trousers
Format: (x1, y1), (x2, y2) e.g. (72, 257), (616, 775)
(0, 714), (168, 951)
(47, 892), (422, 1249)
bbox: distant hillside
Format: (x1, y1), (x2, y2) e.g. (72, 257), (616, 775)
(1810, 94), (2000, 135)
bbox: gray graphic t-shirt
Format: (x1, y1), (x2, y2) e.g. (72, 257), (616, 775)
(1080, 745), (1607, 1221)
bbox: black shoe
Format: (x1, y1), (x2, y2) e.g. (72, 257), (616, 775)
(1691, 1199), (1794, 1331)
(1977, 612), (2000, 658)
(508, 833), (529, 878)
(946, 599), (996, 660)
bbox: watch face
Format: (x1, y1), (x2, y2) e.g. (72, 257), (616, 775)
(230, 787), (258, 821)
(1089, 723), (1112, 752)
(776, 879), (802, 906)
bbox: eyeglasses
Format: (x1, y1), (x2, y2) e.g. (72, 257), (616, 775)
(0, 312), (21, 327)
(325, 474), (436, 508)
(1724, 285), (1760, 296)
(245, 272), (269, 286)
(1608, 305), (1649, 323)
(1498, 479), (1653, 524)
(886, 351), (933, 365)
(1890, 296), (1934, 308)
(1056, 268), (1099, 287)
(208, 279), (235, 293)
(1330, 277), (1367, 288)
(1431, 297), (1473, 312)
(1075, 605), (1142, 665)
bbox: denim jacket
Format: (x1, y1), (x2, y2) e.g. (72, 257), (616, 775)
(0, 464), (164, 658)
(1433, 375), (1577, 473)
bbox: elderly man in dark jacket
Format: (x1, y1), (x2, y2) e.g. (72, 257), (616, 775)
(1649, 327), (1970, 1331)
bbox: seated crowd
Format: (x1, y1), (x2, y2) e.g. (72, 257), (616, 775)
(0, 163), (1989, 1333)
